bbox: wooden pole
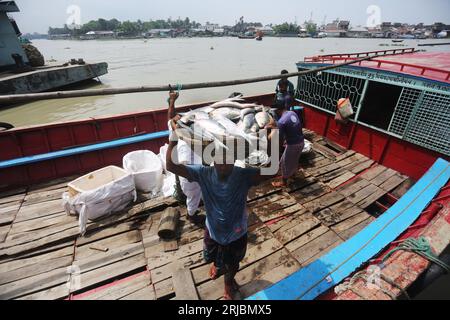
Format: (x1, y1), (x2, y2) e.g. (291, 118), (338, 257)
(0, 49), (416, 104)
(158, 207), (180, 240)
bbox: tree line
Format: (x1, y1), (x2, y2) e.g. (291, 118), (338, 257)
(48, 17), (202, 36)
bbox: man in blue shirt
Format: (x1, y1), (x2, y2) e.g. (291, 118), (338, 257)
(275, 70), (295, 110)
(166, 93), (275, 300)
(267, 100), (305, 187)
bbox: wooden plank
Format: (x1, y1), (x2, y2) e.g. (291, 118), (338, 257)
(247, 179), (282, 202)
(239, 257), (301, 299)
(291, 230), (342, 265)
(197, 248), (297, 300)
(285, 175), (317, 193)
(371, 168), (397, 186)
(74, 243), (144, 274)
(308, 162), (340, 177)
(154, 277), (174, 299)
(70, 254), (147, 293)
(359, 165), (387, 181)
(349, 159), (374, 174)
(17, 283), (69, 300)
(251, 194), (297, 216)
(0, 189), (27, 202)
(331, 212), (374, 235)
(22, 187), (66, 206)
(0, 255), (72, 286)
(327, 171), (356, 189)
(391, 178), (415, 199)
(8, 212), (73, 235)
(275, 212), (321, 245)
(301, 237), (344, 267)
(78, 272), (150, 300)
(0, 266), (69, 300)
(163, 240), (179, 252)
(347, 184), (383, 205)
(312, 142), (338, 159)
(257, 203), (305, 223)
(285, 225), (330, 253)
(291, 182), (329, 205)
(14, 199), (65, 223)
(76, 222), (137, 246)
(150, 252), (205, 284)
(146, 238), (203, 270)
(120, 285), (156, 300)
(191, 237), (283, 285)
(0, 201), (21, 216)
(172, 267), (199, 300)
(357, 187), (388, 209)
(318, 167), (349, 183)
(75, 230), (141, 260)
(0, 225), (10, 243)
(379, 174), (408, 192)
(27, 176), (76, 193)
(336, 178), (371, 198)
(0, 246), (73, 273)
(303, 191), (345, 213)
(336, 216), (375, 241)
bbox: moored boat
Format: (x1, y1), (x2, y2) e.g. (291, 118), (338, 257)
(0, 48), (449, 300)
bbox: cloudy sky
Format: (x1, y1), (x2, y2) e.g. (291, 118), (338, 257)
(12, 0), (450, 34)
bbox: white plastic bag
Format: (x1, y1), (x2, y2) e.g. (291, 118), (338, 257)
(161, 171), (176, 197)
(302, 139), (312, 153)
(158, 144), (169, 172)
(337, 98), (354, 119)
(123, 150), (163, 194)
(63, 172), (136, 235)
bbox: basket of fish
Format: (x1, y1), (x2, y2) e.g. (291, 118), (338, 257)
(174, 95), (275, 166)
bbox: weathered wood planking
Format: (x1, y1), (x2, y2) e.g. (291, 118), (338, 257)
(77, 272), (151, 300)
(172, 267), (199, 300)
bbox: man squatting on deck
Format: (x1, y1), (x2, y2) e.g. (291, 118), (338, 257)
(166, 92), (276, 300)
(167, 92), (205, 225)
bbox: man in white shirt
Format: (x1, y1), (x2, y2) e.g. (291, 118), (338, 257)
(167, 91), (205, 225)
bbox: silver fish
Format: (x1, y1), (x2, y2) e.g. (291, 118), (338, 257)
(194, 119), (227, 138)
(215, 116), (253, 143)
(209, 101), (260, 110)
(245, 150), (270, 166)
(240, 108), (255, 119)
(242, 113), (256, 133)
(250, 122), (259, 133)
(210, 107), (241, 121)
(255, 111), (271, 128)
(180, 109), (211, 124)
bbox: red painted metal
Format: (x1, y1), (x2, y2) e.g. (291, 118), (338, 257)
(305, 52), (450, 84)
(300, 105), (449, 181)
(0, 94), (274, 190)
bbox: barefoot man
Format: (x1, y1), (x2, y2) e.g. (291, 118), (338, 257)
(166, 93), (275, 299)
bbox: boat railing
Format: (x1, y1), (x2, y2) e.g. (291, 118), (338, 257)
(304, 49), (450, 81)
(304, 48), (417, 61)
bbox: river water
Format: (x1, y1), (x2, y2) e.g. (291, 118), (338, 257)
(1, 37), (449, 128)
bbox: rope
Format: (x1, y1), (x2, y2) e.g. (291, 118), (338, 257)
(295, 163), (449, 300)
(167, 84), (182, 104)
(382, 237), (450, 273)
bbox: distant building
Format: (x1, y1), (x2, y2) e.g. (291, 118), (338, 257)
(145, 29), (173, 38)
(81, 30), (115, 39)
(324, 19), (349, 37)
(0, 1), (29, 70)
(256, 25), (274, 36)
(347, 26), (369, 38)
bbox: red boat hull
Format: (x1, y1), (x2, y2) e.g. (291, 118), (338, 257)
(0, 93), (448, 190)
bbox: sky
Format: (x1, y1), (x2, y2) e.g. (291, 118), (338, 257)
(11, 0), (450, 34)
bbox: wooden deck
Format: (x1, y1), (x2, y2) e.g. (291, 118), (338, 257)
(0, 129), (414, 300)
